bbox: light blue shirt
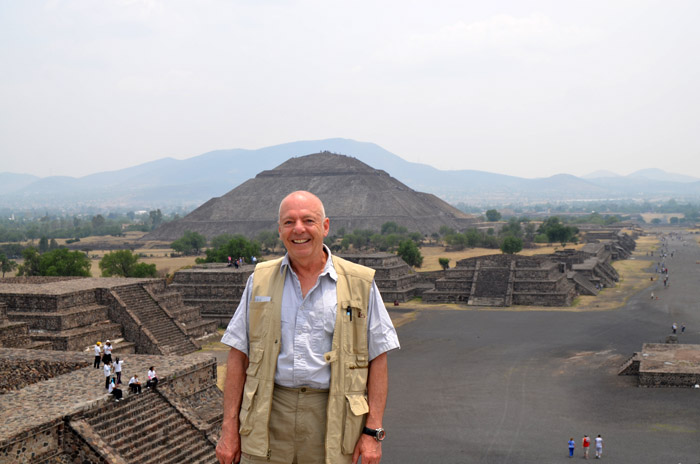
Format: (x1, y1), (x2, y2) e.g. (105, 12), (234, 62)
(221, 247), (400, 389)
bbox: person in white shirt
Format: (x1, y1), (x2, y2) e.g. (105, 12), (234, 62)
(103, 363), (112, 390)
(113, 357), (124, 385)
(93, 342), (102, 368)
(146, 366), (158, 389)
(108, 378), (123, 401)
(128, 375), (142, 394)
(594, 435), (604, 459)
(102, 340), (113, 365)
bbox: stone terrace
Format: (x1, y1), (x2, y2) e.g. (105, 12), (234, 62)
(619, 343), (700, 387)
(0, 348), (221, 463)
(169, 264), (254, 326)
(339, 253), (426, 302)
(0, 277), (216, 356)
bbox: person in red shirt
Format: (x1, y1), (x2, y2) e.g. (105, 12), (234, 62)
(582, 435), (591, 459)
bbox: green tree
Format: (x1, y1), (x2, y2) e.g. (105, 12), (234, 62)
(0, 252), (18, 277)
(485, 209), (502, 222)
(256, 230), (281, 252)
(149, 209), (163, 230)
(17, 247), (41, 276)
(49, 238), (59, 250)
(500, 236), (523, 254)
(651, 218), (662, 224)
(438, 257), (450, 270)
(99, 250), (157, 277)
(38, 236), (49, 253)
(397, 240), (423, 268)
(203, 235), (261, 263)
(538, 217), (578, 245)
(170, 231), (207, 255)
(438, 225), (455, 237)
(91, 214), (105, 230)
(37, 248), (91, 276)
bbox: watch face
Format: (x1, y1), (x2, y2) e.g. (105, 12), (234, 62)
(376, 429), (386, 441)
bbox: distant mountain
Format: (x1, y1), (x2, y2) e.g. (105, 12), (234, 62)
(582, 170), (621, 179)
(0, 172), (39, 195)
(2, 138), (700, 210)
(627, 168), (700, 183)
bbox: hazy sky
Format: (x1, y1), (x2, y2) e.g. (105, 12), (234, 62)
(2, 0), (700, 179)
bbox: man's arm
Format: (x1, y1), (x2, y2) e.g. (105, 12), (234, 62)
(216, 348), (249, 464)
(352, 352), (388, 464)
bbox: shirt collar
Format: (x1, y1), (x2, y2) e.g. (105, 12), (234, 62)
(280, 244), (337, 282)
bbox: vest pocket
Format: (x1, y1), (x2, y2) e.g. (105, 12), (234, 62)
(342, 393), (369, 454)
(239, 377), (260, 436)
(340, 302), (368, 355)
(344, 356), (368, 392)
(246, 346), (264, 377)
(249, 301), (271, 341)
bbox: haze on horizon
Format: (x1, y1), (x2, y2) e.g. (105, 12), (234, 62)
(2, 0), (700, 180)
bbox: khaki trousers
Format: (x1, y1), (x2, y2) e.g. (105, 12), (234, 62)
(241, 385), (342, 464)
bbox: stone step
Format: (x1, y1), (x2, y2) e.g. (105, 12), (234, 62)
(8, 304), (109, 331)
(30, 321), (123, 351)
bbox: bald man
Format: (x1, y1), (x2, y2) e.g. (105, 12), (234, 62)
(217, 191), (399, 464)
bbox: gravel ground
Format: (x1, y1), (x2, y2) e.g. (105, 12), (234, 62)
(381, 231), (700, 464)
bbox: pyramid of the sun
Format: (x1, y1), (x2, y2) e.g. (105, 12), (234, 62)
(144, 152), (476, 240)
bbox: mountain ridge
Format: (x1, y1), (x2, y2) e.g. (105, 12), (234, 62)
(2, 138), (700, 209)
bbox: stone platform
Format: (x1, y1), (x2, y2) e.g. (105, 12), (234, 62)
(0, 348), (221, 463)
(619, 343), (700, 387)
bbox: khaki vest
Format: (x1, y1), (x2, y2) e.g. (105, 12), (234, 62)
(239, 255), (375, 463)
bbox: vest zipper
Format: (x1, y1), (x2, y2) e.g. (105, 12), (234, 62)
(267, 448), (271, 461)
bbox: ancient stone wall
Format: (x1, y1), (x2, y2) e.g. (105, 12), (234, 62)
(0, 420), (64, 463)
(0, 357), (89, 393)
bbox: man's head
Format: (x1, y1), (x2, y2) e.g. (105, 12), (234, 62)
(278, 191), (329, 265)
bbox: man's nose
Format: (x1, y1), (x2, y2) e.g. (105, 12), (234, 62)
(292, 219), (305, 233)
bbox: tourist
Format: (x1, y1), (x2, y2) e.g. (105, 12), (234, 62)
(113, 357), (124, 385)
(93, 341), (102, 368)
(128, 374), (142, 394)
(251, 255), (257, 265)
(216, 191), (400, 464)
(594, 435), (604, 458)
(102, 340), (113, 365)
(227, 255), (232, 267)
(681, 323), (686, 334)
(108, 378), (123, 402)
(672, 322), (678, 334)
(568, 437), (575, 458)
(103, 362), (112, 390)
(146, 366), (158, 389)
(582, 434), (590, 459)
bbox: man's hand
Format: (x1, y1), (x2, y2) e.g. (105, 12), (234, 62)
(216, 425), (241, 464)
(352, 433), (382, 464)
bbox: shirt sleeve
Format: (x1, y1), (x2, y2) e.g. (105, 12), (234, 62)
(220, 273), (253, 356)
(367, 280), (400, 361)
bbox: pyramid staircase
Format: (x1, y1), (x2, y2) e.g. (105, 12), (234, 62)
(113, 285), (198, 356)
(75, 390), (217, 464)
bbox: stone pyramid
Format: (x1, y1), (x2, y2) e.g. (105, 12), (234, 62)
(144, 152), (476, 240)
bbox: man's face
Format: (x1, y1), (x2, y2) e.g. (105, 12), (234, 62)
(278, 193), (329, 264)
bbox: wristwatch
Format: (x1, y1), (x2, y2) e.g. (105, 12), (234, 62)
(362, 426), (386, 442)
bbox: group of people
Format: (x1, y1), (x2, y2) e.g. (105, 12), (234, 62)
(94, 341), (159, 402)
(671, 322), (686, 334)
(568, 435), (604, 459)
(227, 255), (257, 268)
(92, 340), (113, 368)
